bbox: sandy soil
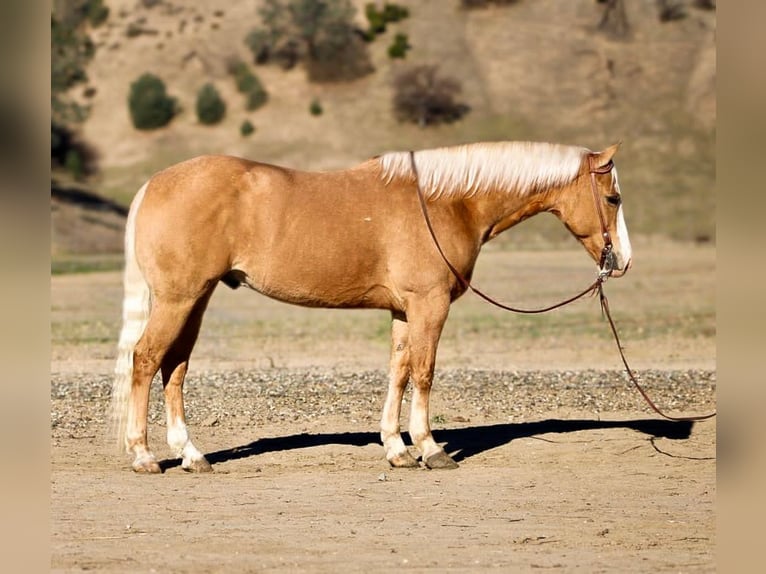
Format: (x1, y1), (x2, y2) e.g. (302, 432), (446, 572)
(51, 244), (716, 572)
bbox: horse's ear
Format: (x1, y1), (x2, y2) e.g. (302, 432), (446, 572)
(592, 142), (622, 168)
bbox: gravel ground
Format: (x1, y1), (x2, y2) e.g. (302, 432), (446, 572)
(51, 368), (716, 438)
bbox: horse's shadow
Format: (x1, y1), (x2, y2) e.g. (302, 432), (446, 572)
(159, 418), (694, 472)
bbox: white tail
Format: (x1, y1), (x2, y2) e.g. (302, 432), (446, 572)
(110, 182), (151, 451)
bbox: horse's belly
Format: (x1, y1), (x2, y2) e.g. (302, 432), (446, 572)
(237, 253), (397, 310)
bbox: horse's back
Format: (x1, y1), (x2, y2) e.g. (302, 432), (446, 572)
(133, 155), (408, 308)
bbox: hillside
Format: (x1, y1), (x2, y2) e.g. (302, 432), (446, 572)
(54, 0), (716, 256)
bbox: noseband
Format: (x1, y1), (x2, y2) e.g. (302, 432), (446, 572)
(409, 150), (715, 422)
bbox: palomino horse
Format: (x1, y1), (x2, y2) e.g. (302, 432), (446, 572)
(111, 141), (632, 473)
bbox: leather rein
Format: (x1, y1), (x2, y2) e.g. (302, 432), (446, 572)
(408, 150), (715, 422)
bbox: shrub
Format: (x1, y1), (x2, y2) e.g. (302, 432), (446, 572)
(246, 86), (269, 111)
(227, 60), (269, 111)
(309, 98), (323, 116)
(240, 120), (255, 136)
(387, 33), (410, 59)
(235, 66), (258, 93)
(461, 0), (520, 7)
(381, 3), (409, 22)
(244, 28), (274, 65)
(84, 0), (110, 27)
(64, 149), (85, 180)
(128, 73), (177, 130)
(657, 0), (687, 22)
(365, 4), (387, 35)
(392, 65), (469, 126)
(693, 0), (716, 9)
(196, 83), (226, 125)
(51, 122), (99, 180)
(364, 2), (409, 39)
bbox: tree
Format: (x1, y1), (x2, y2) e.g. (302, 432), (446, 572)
(245, 0), (373, 82)
(51, 3), (108, 179)
(51, 15), (93, 124)
(392, 65), (470, 127)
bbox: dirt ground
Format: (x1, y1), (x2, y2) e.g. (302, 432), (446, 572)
(51, 243), (716, 572)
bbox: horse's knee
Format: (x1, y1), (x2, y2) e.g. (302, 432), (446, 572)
(132, 345), (162, 381)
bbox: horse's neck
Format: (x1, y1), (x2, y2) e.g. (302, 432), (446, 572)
(469, 189), (553, 243)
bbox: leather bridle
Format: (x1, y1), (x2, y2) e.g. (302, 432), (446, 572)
(409, 150), (715, 422)
(588, 156), (616, 277)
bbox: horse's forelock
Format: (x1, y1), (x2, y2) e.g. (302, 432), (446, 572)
(378, 142), (587, 199)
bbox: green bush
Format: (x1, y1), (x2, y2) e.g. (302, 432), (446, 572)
(388, 33), (410, 59)
(365, 2), (409, 39)
(64, 149), (85, 180)
(235, 67), (258, 93)
(365, 4), (387, 35)
(461, 0), (520, 7)
(196, 83), (226, 125)
(309, 98), (323, 116)
(85, 0), (110, 26)
(128, 73), (177, 130)
(228, 60), (269, 111)
(51, 122), (99, 180)
(244, 27), (273, 65)
(240, 120), (255, 137)
(246, 86), (269, 111)
(382, 3), (409, 22)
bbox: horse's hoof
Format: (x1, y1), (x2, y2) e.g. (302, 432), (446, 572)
(182, 456), (213, 473)
(388, 451), (420, 468)
(132, 458), (162, 474)
(424, 451), (459, 470)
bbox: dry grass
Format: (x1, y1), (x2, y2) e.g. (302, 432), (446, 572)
(51, 241), (715, 374)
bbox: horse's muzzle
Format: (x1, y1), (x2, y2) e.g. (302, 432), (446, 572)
(610, 256), (632, 278)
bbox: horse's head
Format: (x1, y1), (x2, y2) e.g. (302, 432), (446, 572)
(550, 143), (633, 278)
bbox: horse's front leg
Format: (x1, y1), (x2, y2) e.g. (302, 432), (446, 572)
(380, 312), (419, 468)
(406, 294), (459, 469)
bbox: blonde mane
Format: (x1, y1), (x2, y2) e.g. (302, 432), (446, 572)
(378, 141), (587, 199)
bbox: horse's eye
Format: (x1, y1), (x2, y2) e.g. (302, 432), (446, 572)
(605, 195), (621, 207)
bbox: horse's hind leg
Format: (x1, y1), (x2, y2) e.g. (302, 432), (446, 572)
(127, 296), (200, 473)
(380, 312), (419, 468)
(161, 293), (214, 472)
